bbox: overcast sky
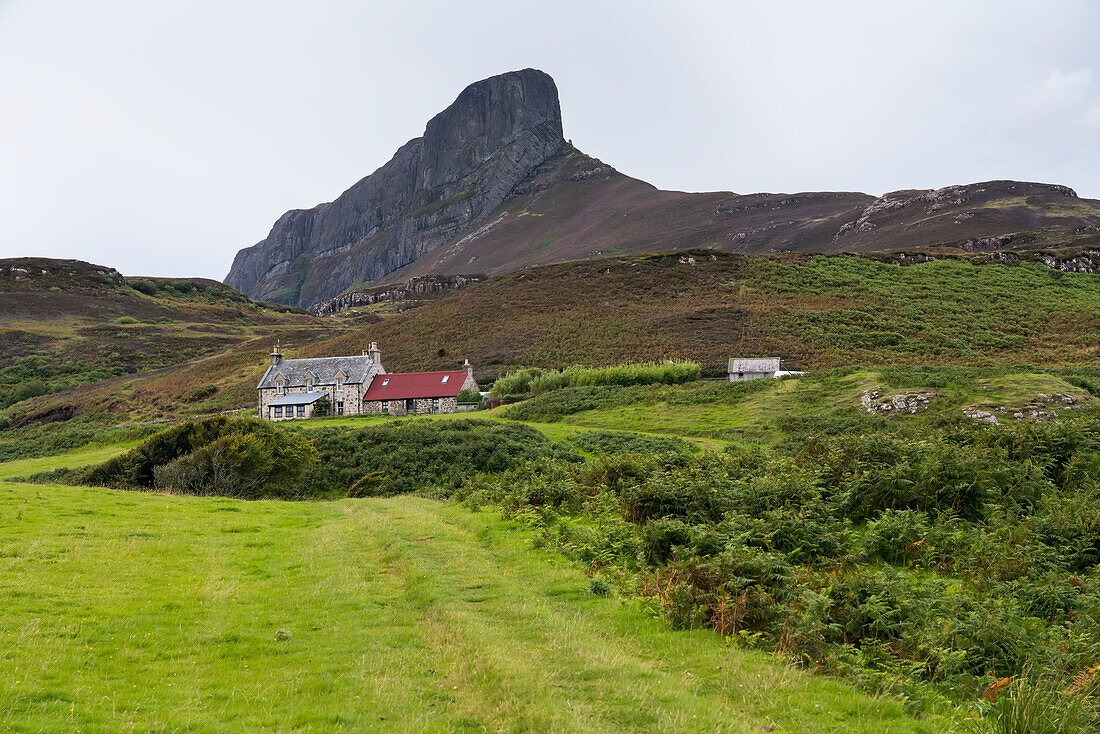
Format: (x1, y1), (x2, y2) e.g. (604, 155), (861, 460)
(2, 1), (1099, 279)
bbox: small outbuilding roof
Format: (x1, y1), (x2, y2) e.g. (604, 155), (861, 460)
(362, 370), (468, 401)
(728, 357), (781, 373)
(258, 355), (375, 390)
(266, 391), (329, 406)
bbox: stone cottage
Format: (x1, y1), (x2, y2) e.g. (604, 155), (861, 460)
(257, 342), (478, 420)
(257, 342), (384, 420)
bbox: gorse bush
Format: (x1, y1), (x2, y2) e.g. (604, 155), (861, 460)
(567, 429), (689, 455)
(84, 417), (316, 499)
(490, 361), (700, 399)
(298, 419), (582, 498)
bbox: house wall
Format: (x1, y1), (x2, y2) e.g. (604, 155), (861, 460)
(258, 378), (372, 421)
(265, 402), (318, 421)
(362, 396), (459, 416)
(728, 371), (775, 382)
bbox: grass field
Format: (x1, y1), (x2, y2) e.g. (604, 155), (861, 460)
(0, 469), (963, 732)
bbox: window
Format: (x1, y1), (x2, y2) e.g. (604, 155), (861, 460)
(276, 379), (286, 396)
(335, 376), (344, 392)
(306, 377), (314, 391)
(274, 406), (283, 418)
(432, 398), (440, 413)
(296, 405), (305, 417)
(382, 378), (390, 387)
(336, 401), (344, 415)
(405, 398), (415, 412)
(441, 375), (449, 384)
(381, 400), (389, 413)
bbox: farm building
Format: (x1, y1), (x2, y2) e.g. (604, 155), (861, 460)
(728, 357), (781, 382)
(257, 342), (478, 420)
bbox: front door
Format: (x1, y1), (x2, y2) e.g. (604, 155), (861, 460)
(405, 398), (415, 413)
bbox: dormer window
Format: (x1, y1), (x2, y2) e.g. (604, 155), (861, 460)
(441, 375), (450, 384)
(305, 371), (316, 391)
(275, 376), (286, 395)
(335, 376), (344, 392)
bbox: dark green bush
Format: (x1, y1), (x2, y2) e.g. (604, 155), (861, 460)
(83, 417), (312, 499)
(300, 419), (581, 498)
(152, 429), (316, 499)
(568, 429), (688, 455)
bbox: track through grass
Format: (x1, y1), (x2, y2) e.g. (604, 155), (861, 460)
(0, 478), (957, 732)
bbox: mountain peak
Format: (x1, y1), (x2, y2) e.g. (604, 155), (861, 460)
(225, 69), (566, 306)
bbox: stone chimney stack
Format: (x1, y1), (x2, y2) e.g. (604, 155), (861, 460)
(463, 358), (473, 378)
(270, 344), (282, 366)
(368, 341), (383, 369)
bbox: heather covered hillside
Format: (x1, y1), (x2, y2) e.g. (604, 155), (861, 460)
(327, 250), (1100, 375)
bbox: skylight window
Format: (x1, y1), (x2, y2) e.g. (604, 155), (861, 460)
(382, 378), (390, 387)
(441, 375), (450, 383)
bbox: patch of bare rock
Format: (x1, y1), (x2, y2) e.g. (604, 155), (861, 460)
(960, 392), (1088, 425)
(861, 389), (936, 415)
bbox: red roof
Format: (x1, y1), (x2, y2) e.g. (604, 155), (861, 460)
(362, 371), (468, 401)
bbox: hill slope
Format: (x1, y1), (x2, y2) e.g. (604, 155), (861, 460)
(225, 69), (1100, 308)
(0, 257), (345, 425)
(326, 249), (1100, 375)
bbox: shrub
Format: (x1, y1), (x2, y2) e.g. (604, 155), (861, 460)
(78, 417), (318, 499)
(589, 578), (611, 596)
(127, 279), (159, 295)
(456, 388), (481, 404)
(568, 430), (688, 455)
(153, 429), (316, 499)
(300, 420), (582, 497)
(491, 361), (700, 399)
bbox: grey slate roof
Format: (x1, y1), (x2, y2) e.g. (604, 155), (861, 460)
(728, 357), (780, 373)
(258, 355), (375, 390)
(267, 391), (329, 406)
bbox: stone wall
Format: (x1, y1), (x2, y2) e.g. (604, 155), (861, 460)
(362, 396), (460, 416)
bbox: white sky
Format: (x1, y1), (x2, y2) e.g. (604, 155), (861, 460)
(2, 1), (1098, 279)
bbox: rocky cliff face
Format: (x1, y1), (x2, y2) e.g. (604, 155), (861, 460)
(308, 274), (485, 317)
(225, 68), (564, 307)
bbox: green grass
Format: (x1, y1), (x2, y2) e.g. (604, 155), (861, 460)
(0, 479), (959, 732)
(0, 441), (139, 480)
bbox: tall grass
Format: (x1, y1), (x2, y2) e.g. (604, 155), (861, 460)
(968, 673), (1100, 734)
(491, 361), (700, 398)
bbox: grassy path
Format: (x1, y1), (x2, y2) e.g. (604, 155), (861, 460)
(0, 479), (955, 732)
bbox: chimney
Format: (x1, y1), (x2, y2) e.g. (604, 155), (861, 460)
(463, 358), (473, 377)
(270, 344), (282, 366)
(368, 341), (382, 368)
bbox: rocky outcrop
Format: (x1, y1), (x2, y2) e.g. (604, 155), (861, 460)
(226, 69), (564, 307)
(309, 274), (484, 317)
(861, 389), (936, 415)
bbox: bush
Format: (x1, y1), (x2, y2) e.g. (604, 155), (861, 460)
(568, 430), (689, 455)
(300, 419), (582, 497)
(153, 429), (316, 499)
(456, 388), (481, 404)
(83, 416), (315, 499)
(491, 361), (700, 399)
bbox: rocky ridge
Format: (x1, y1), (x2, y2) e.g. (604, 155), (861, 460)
(226, 69), (564, 307)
